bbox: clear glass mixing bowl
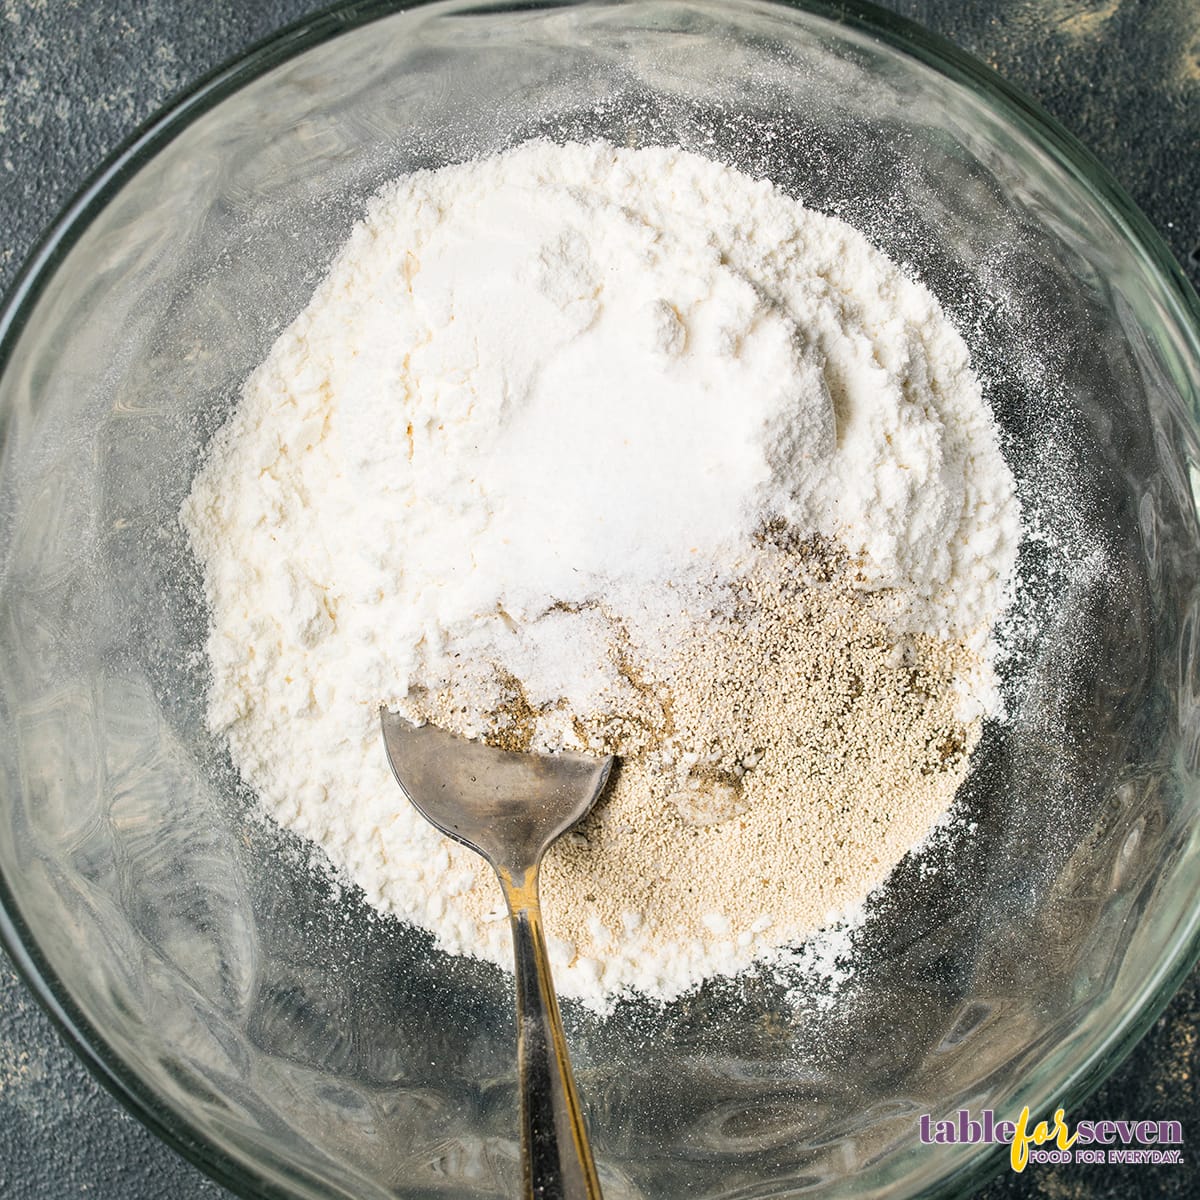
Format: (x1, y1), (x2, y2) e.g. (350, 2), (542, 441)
(2, 1), (1200, 1197)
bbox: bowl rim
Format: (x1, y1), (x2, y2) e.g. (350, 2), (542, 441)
(2, 1), (1199, 1198)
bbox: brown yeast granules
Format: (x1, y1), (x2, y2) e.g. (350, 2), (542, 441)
(422, 539), (983, 1002)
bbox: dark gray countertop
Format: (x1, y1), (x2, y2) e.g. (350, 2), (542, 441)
(1, 2), (1198, 1198)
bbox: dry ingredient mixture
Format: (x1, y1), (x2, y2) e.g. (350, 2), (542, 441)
(182, 140), (1021, 1010)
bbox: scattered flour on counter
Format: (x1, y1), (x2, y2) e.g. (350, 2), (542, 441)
(182, 140), (1021, 1011)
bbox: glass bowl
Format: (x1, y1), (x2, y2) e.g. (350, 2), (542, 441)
(2, 1), (1199, 1197)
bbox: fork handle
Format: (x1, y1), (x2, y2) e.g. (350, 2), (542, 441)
(501, 866), (603, 1200)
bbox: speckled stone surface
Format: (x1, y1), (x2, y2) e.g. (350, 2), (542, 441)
(0, 1), (1198, 1198)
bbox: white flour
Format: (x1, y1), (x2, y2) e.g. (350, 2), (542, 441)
(182, 140), (1020, 1009)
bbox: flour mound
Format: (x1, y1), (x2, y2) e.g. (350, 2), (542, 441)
(182, 140), (1020, 1009)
